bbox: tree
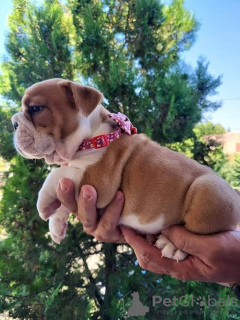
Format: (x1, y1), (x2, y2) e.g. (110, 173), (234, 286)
(0, 0), (96, 318)
(224, 154), (240, 189)
(0, 0), (235, 319)
(0, 104), (16, 161)
(194, 121), (226, 138)
(68, 0), (221, 142)
(191, 121), (228, 171)
(0, 0), (75, 102)
(169, 121), (229, 173)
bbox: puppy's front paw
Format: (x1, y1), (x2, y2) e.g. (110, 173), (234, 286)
(49, 205), (69, 244)
(37, 190), (59, 221)
(155, 235), (187, 262)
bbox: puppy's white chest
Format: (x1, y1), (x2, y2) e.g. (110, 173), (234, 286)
(69, 148), (106, 170)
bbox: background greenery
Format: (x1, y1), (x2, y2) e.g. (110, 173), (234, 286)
(0, 0), (240, 319)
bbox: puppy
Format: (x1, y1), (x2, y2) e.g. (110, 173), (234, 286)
(12, 78), (240, 261)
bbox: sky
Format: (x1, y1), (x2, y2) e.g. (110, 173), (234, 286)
(0, 0), (240, 131)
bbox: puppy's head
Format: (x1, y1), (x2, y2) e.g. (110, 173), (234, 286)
(12, 78), (103, 163)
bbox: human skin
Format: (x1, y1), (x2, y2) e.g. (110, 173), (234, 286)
(54, 178), (240, 285)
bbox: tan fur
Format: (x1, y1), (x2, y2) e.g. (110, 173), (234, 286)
(21, 78), (102, 139)
(59, 80), (103, 117)
(13, 78), (240, 241)
(80, 133), (240, 234)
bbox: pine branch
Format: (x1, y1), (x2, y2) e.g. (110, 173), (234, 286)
(0, 282), (62, 299)
(79, 247), (104, 308)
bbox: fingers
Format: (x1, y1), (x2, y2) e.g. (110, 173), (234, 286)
(121, 226), (211, 281)
(58, 181), (126, 243)
(77, 185), (98, 233)
(57, 178), (78, 213)
(78, 187), (125, 242)
(121, 226), (180, 274)
(161, 225), (204, 256)
(95, 191), (125, 242)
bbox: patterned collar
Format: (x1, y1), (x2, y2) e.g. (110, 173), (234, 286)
(77, 112), (137, 151)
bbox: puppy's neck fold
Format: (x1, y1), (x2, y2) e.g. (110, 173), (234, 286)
(52, 105), (116, 164)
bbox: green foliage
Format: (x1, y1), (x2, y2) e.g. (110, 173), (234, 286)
(0, 0), (236, 319)
(0, 0), (75, 101)
(69, 0), (221, 142)
(191, 121), (228, 171)
(0, 104), (17, 161)
(226, 155), (240, 189)
(169, 121), (229, 175)
(194, 121), (226, 139)
(170, 122), (240, 189)
(0, 157), (107, 319)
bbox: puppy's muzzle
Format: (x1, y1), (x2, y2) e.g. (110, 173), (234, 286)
(12, 112), (56, 159)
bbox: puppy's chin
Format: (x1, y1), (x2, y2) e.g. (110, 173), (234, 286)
(15, 135), (70, 165)
(44, 153), (67, 165)
(16, 150), (68, 165)
(14, 127), (56, 161)
(15, 146), (53, 162)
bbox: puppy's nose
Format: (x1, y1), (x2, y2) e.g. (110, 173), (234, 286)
(13, 122), (19, 131)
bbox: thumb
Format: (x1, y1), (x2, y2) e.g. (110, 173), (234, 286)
(161, 225), (202, 256)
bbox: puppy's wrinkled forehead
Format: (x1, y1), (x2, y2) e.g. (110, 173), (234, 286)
(20, 78), (82, 139)
(19, 78), (103, 138)
(21, 78), (103, 119)
(21, 78), (68, 111)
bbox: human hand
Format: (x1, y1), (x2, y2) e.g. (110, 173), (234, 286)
(121, 225), (240, 285)
(56, 178), (126, 243)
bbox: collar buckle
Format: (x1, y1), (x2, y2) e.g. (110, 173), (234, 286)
(77, 112), (137, 152)
(91, 134), (109, 149)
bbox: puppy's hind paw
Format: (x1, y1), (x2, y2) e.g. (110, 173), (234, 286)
(155, 234), (187, 261)
(173, 249), (188, 262)
(155, 234), (170, 250)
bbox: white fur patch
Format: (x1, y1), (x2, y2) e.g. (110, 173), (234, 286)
(37, 166), (84, 220)
(118, 214), (165, 234)
(49, 205), (69, 244)
(119, 214), (188, 261)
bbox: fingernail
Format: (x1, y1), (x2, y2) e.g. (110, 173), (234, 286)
(116, 192), (123, 201)
(59, 181), (69, 192)
(82, 189), (92, 200)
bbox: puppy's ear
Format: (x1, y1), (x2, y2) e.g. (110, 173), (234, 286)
(60, 80), (103, 117)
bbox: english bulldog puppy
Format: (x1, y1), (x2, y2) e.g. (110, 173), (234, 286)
(12, 78), (240, 261)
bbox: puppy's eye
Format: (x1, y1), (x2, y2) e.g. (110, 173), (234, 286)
(29, 106), (45, 114)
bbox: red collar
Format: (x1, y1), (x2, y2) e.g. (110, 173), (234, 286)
(77, 112), (137, 151)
